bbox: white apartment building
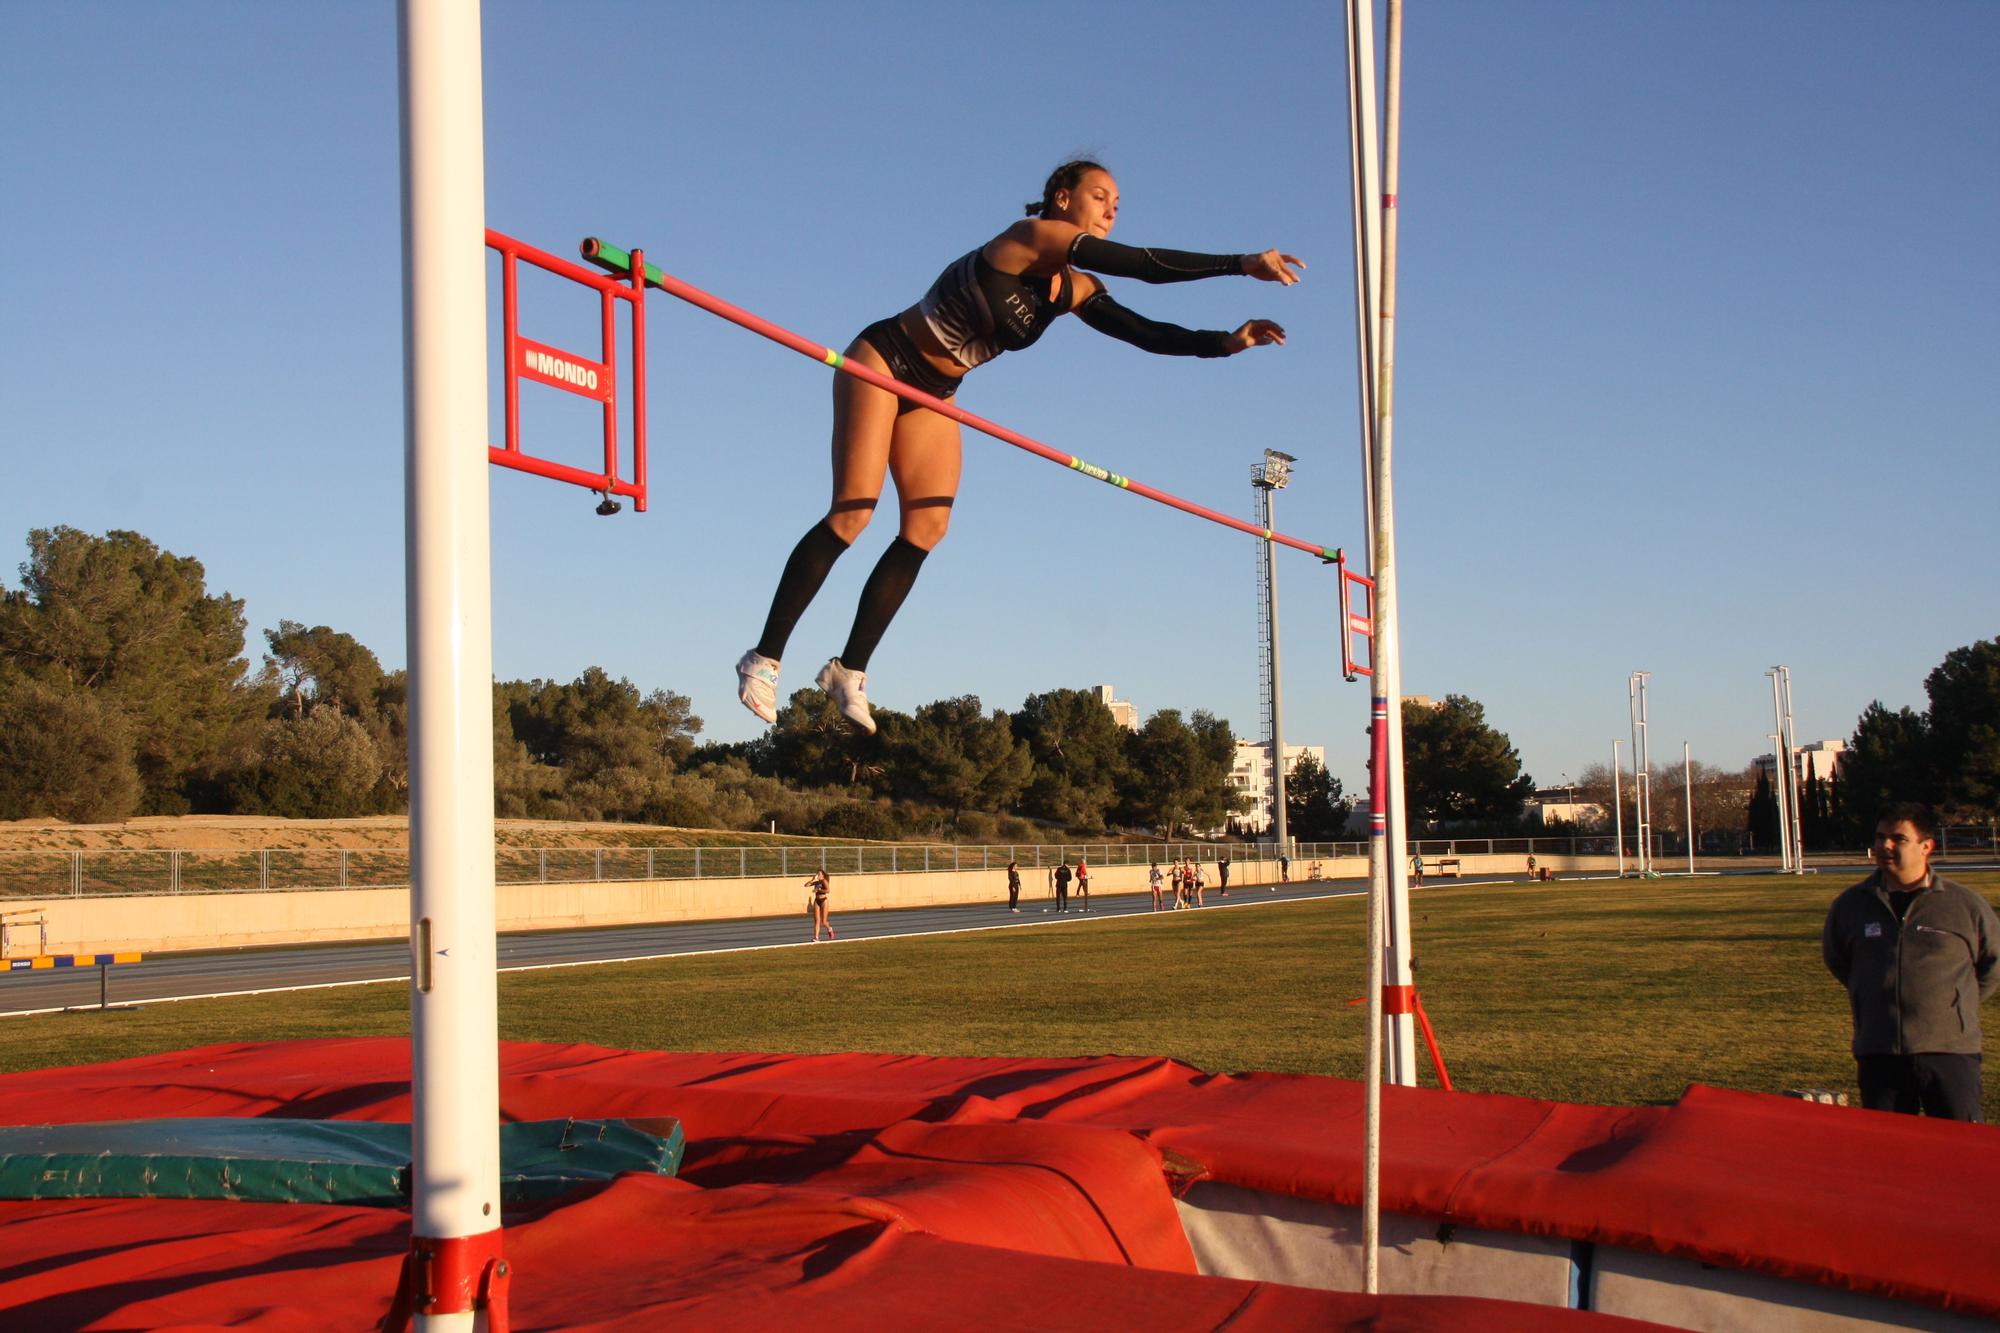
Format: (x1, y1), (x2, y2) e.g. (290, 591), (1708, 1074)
(1230, 739), (1326, 834)
(1089, 684), (1139, 732)
(1754, 739), (1846, 788)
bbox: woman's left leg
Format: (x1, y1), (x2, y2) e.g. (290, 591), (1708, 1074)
(836, 408), (963, 673)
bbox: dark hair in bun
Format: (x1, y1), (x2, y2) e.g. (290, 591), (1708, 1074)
(1026, 159), (1109, 218)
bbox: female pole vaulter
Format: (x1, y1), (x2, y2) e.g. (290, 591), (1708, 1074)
(737, 160), (1303, 733)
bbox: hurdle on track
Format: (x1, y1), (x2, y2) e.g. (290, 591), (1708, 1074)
(2, 951), (144, 1012)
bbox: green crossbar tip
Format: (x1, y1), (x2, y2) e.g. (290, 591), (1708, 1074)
(580, 237), (667, 291)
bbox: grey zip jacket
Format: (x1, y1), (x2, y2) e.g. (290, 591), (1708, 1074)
(1823, 870), (2000, 1057)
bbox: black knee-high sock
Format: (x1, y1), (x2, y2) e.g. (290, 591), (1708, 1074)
(840, 537), (929, 672)
(754, 519), (851, 662)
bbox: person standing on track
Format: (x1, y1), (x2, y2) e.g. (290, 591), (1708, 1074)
(1054, 859), (1073, 914)
(1075, 857), (1090, 913)
(1218, 852), (1230, 896)
(735, 160), (1303, 734)
(1006, 858), (1021, 913)
(805, 870), (834, 943)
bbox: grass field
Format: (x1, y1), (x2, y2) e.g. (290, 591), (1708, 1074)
(2, 870), (1995, 1120)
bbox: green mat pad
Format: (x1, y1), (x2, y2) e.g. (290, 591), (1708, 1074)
(0, 1115), (683, 1206)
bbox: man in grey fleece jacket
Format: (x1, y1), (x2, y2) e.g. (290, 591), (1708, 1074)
(1823, 803), (2000, 1121)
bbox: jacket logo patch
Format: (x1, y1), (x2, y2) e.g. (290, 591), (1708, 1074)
(1864, 922), (1884, 938)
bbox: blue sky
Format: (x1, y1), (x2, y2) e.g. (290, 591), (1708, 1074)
(3, 1), (1995, 803)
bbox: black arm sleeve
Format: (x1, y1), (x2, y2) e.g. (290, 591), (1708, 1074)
(1075, 290), (1234, 358)
(1068, 233), (1244, 284)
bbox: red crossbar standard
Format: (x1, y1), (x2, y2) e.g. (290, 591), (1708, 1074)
(1340, 565), (1377, 680)
(486, 228), (647, 511)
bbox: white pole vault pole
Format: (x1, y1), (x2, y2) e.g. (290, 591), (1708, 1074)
(1376, 0), (1417, 1096)
(1344, 0), (1383, 546)
(1362, 0), (1418, 1294)
(1347, 0), (1387, 1296)
(400, 1), (503, 1328)
(1781, 666), (1804, 873)
(1684, 741), (1695, 873)
(1767, 671), (1793, 872)
(1612, 739), (1625, 876)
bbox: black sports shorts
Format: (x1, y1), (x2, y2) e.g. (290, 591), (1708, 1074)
(858, 316), (961, 414)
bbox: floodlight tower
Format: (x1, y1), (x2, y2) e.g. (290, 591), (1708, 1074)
(1252, 449), (1296, 854)
(1628, 672), (1653, 876)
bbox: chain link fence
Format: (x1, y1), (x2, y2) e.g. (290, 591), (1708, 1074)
(0, 836), (1650, 901)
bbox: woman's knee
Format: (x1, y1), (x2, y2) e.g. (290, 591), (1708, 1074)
(824, 502), (876, 544)
(898, 504), (952, 550)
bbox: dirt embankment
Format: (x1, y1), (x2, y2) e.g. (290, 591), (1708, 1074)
(0, 817), (841, 853)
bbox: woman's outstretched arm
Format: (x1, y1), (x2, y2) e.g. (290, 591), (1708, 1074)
(1074, 286), (1288, 356)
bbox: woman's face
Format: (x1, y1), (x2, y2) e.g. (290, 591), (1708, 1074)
(1056, 170), (1119, 237)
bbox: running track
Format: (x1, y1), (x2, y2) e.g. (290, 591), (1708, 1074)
(0, 874), (1378, 1017)
(1, 859), (1921, 1018)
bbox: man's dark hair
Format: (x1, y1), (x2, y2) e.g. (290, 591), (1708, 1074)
(1877, 801), (1939, 843)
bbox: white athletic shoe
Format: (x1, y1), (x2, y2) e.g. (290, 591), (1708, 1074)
(736, 650), (780, 724)
(815, 658), (875, 734)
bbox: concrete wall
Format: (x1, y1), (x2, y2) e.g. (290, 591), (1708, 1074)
(5, 853), (1631, 957)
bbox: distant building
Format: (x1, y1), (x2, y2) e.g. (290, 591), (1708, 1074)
(1527, 788), (1606, 827)
(1089, 684), (1139, 732)
(1754, 739), (1846, 788)
(1231, 739), (1326, 835)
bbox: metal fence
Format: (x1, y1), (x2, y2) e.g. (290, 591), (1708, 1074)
(0, 836), (1656, 901)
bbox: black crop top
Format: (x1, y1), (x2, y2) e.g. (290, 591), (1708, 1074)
(918, 234), (1246, 369)
(919, 250), (1074, 369)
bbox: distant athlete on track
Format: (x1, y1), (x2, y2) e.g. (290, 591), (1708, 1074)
(805, 870), (834, 943)
(736, 160), (1303, 733)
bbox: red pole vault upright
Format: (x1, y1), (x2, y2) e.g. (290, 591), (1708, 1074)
(487, 229), (649, 512)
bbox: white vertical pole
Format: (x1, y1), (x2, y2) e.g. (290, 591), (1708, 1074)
(1612, 740), (1625, 876)
(1376, 0), (1416, 1093)
(1628, 673), (1651, 876)
(1684, 741), (1695, 873)
(1347, 0), (1391, 1299)
(1776, 732), (1792, 868)
(1344, 0), (1383, 552)
(1628, 682), (1637, 874)
(400, 1), (500, 1328)
(1767, 671), (1792, 871)
(1781, 666), (1804, 874)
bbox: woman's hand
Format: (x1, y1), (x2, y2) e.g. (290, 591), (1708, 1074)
(1241, 250), (1305, 284)
(1226, 319), (1288, 352)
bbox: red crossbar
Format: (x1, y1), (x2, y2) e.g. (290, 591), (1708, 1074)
(577, 237), (1344, 560)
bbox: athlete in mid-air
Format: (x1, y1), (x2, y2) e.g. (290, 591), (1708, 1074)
(737, 159), (1303, 733)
